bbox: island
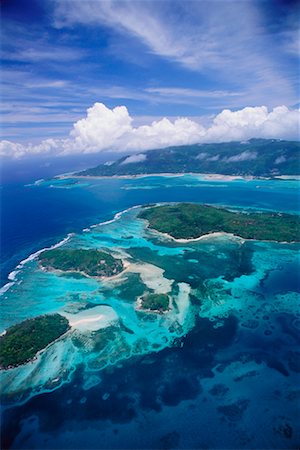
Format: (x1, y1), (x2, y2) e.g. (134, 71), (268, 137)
(138, 203), (300, 242)
(0, 314), (70, 369)
(38, 248), (124, 278)
(76, 139), (300, 178)
(139, 293), (170, 312)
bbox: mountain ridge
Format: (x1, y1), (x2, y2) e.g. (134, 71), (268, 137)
(77, 139), (300, 177)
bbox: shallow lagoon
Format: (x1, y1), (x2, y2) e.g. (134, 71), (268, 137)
(1, 175), (300, 449)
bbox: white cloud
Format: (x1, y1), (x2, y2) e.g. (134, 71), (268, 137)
(225, 151), (257, 163)
(204, 106), (300, 142)
(196, 152), (208, 160)
(69, 102), (133, 152)
(274, 155), (287, 164)
(129, 117), (205, 150)
(121, 154), (147, 164)
(145, 87), (242, 99)
(0, 102), (299, 158)
(53, 0), (298, 105)
(207, 155), (220, 162)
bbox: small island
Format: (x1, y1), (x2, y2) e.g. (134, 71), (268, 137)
(139, 203), (300, 242)
(140, 293), (170, 312)
(0, 314), (70, 369)
(39, 248), (124, 278)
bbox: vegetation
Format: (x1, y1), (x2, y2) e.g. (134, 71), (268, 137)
(39, 248), (123, 277)
(141, 293), (170, 312)
(0, 314), (70, 369)
(139, 203), (300, 242)
(77, 139), (300, 177)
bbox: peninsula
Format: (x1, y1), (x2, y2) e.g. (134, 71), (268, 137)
(38, 249), (124, 278)
(0, 314), (70, 369)
(138, 203), (300, 242)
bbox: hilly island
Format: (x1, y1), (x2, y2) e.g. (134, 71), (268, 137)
(77, 139), (300, 178)
(39, 249), (124, 278)
(0, 314), (70, 369)
(139, 203), (300, 242)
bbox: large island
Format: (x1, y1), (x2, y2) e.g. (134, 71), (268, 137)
(77, 139), (300, 178)
(39, 249), (124, 278)
(0, 314), (70, 369)
(139, 203), (300, 242)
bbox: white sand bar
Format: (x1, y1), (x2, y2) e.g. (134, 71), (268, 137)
(129, 263), (173, 294)
(63, 305), (118, 332)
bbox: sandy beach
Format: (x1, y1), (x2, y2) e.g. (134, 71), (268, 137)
(148, 227), (241, 243)
(57, 172), (257, 182)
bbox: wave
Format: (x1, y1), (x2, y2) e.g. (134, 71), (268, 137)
(83, 204), (142, 232)
(34, 179), (45, 185)
(24, 179), (46, 187)
(1, 205), (142, 296)
(0, 282), (15, 294)
(0, 233), (74, 296)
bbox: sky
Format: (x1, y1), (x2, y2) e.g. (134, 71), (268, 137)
(1, 0), (299, 159)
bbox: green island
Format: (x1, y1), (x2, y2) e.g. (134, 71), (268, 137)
(77, 139), (300, 177)
(138, 203), (300, 242)
(0, 314), (70, 369)
(39, 248), (124, 277)
(140, 293), (170, 312)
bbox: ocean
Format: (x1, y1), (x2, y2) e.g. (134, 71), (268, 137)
(1, 171), (300, 449)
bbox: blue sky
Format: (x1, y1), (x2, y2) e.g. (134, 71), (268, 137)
(1, 0), (299, 157)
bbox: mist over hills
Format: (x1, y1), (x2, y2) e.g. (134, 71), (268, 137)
(78, 139), (300, 177)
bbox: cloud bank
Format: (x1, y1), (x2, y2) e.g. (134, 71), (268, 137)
(1, 102), (299, 158)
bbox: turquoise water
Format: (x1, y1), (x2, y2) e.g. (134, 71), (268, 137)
(1, 174), (300, 449)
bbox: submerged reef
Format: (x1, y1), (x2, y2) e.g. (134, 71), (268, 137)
(39, 248), (124, 278)
(0, 314), (70, 369)
(1, 203), (299, 413)
(139, 203), (300, 242)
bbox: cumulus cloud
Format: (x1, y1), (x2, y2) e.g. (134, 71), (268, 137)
(196, 152), (208, 160)
(274, 155), (287, 164)
(204, 106), (300, 142)
(0, 102), (299, 158)
(224, 150), (257, 163)
(121, 154), (147, 164)
(70, 103), (132, 152)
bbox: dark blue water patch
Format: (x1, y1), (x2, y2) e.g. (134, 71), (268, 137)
(217, 398), (249, 422)
(235, 311), (300, 378)
(0, 183), (129, 286)
(260, 259), (300, 295)
(1, 315), (238, 448)
(2, 312), (300, 449)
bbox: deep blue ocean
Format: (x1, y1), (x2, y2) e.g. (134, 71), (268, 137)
(1, 161), (300, 450)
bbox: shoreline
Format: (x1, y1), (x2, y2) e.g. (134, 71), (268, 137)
(0, 205), (142, 295)
(149, 227), (242, 244)
(0, 325), (71, 371)
(146, 225), (298, 245)
(56, 172), (300, 182)
(39, 259), (131, 282)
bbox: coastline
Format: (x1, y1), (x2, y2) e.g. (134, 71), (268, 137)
(57, 172), (251, 182)
(39, 259), (131, 281)
(149, 228), (243, 244)
(146, 224), (298, 245)
(0, 323), (71, 371)
(57, 172), (300, 182)
(0, 205), (141, 296)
